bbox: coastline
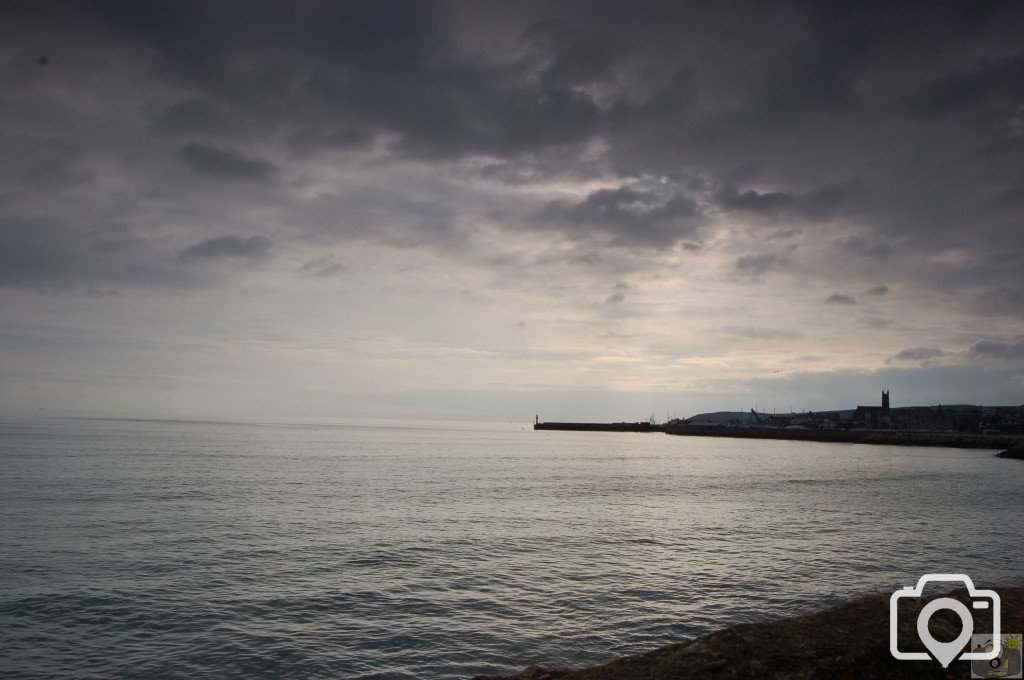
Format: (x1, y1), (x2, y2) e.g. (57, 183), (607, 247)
(474, 586), (1024, 679)
(664, 423), (1023, 451)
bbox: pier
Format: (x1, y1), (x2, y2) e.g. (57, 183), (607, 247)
(533, 420), (662, 433)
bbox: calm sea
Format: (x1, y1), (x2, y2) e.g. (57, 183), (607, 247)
(2, 418), (1022, 678)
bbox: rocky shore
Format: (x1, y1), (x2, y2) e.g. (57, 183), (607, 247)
(475, 586), (1023, 679)
(997, 442), (1024, 459)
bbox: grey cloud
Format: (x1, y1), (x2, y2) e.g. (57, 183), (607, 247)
(0, 215), (193, 290)
(974, 287), (1024, 317)
(735, 253), (778, 276)
(155, 98), (234, 136)
(886, 347), (947, 364)
(721, 189), (796, 213)
(521, 18), (615, 91)
(177, 235), (272, 262)
(842, 236), (891, 259)
(766, 228), (800, 240)
(718, 183), (848, 220)
(298, 255), (343, 277)
(605, 292), (625, 304)
(537, 186), (702, 248)
(608, 67), (698, 129)
(990, 185), (1024, 211)
(2, 135), (92, 191)
(968, 338), (1024, 360)
(907, 54), (1024, 118)
(825, 293), (856, 305)
(0, 216), (80, 287)
(2, 0), (1024, 420)
(0, 0), (1022, 301)
(292, 7), (606, 160)
(178, 143), (275, 180)
(308, 66), (602, 160)
(719, 326), (801, 341)
(313, 263), (342, 277)
(296, 190), (455, 245)
(864, 285), (889, 296)
(287, 127), (373, 153)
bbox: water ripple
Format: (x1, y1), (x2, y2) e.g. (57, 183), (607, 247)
(1, 419), (1022, 678)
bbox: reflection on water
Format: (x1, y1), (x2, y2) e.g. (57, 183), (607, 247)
(2, 418), (1021, 678)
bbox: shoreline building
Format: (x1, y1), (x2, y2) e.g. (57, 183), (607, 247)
(853, 390), (891, 429)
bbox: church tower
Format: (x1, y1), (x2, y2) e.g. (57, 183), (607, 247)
(882, 390), (890, 414)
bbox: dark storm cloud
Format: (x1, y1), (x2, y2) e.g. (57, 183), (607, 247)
(722, 189), (797, 214)
(287, 127), (373, 153)
(5, 136), (93, 190)
(155, 98), (234, 137)
(305, 65), (602, 159)
(717, 184), (848, 220)
(537, 186), (702, 248)
(907, 54), (1024, 119)
(178, 143), (276, 180)
(178, 235), (273, 262)
(1, 0), (1023, 292)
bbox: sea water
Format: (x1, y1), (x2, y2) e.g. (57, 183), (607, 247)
(2, 418), (1022, 678)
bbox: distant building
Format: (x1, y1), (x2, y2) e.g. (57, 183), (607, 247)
(853, 390), (891, 429)
(892, 406), (941, 431)
(854, 397), (1023, 433)
(980, 406), (1024, 433)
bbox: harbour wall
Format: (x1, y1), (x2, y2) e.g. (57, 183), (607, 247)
(663, 424), (1021, 449)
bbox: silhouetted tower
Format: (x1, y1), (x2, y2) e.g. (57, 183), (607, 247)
(882, 390), (890, 415)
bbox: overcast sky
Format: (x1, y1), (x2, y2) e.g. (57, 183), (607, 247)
(1, 0), (1022, 421)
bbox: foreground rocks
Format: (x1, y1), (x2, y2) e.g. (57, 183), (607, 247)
(475, 587), (1023, 679)
(997, 443), (1024, 459)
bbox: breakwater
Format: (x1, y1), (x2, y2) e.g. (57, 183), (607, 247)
(534, 421), (662, 433)
(663, 423), (1021, 450)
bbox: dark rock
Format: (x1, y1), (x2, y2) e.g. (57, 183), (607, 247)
(476, 587), (1023, 679)
(997, 443), (1024, 459)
